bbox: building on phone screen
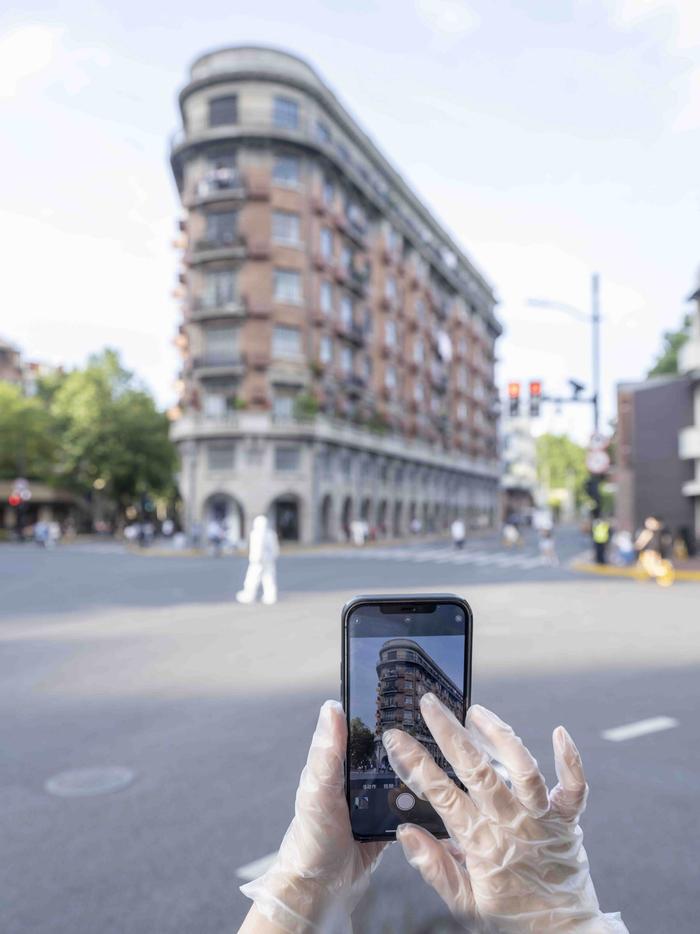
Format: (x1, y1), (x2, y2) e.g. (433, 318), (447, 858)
(169, 46), (501, 545)
(374, 638), (462, 771)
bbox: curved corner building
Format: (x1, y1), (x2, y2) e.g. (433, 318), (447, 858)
(169, 46), (501, 543)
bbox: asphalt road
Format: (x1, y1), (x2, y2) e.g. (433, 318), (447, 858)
(1, 531), (698, 933)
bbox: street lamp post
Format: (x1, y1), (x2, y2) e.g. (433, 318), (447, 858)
(527, 272), (602, 434)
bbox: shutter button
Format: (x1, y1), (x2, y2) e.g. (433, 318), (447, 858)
(395, 792), (416, 811)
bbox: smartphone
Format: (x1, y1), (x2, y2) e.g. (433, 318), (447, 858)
(341, 593), (472, 841)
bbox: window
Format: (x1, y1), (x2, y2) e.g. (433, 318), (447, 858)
(361, 354), (371, 380)
(340, 345), (353, 375)
(272, 155), (300, 187)
(416, 299), (426, 326)
(385, 277), (397, 301)
(340, 295), (353, 328)
(457, 401), (468, 421)
(413, 338), (424, 365)
(208, 95), (237, 127)
(203, 269), (236, 308)
(320, 334), (333, 365)
(205, 210), (238, 246)
(272, 210), (300, 245)
(320, 227), (334, 260)
(414, 382), (424, 403)
(203, 393), (226, 418)
(403, 711), (414, 724)
(272, 326), (302, 358)
(323, 177), (334, 206)
(274, 269), (302, 305)
(340, 245), (351, 271)
(207, 441), (235, 471)
(320, 281), (334, 315)
(204, 325), (239, 358)
(275, 445), (301, 471)
(273, 389), (297, 420)
(385, 366), (397, 390)
(273, 96), (299, 129)
(387, 650), (397, 661)
(316, 121), (332, 144)
(385, 320), (397, 347)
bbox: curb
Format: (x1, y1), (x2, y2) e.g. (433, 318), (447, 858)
(571, 561), (700, 582)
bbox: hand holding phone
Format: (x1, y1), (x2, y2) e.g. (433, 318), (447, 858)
(342, 593), (472, 841)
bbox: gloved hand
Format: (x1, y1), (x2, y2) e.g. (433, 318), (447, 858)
(240, 700), (385, 933)
(382, 695), (628, 933)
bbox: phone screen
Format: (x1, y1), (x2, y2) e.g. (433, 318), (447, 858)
(344, 597), (470, 839)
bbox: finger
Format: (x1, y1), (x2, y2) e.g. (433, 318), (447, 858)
(396, 823), (475, 920)
(382, 728), (477, 838)
(420, 694), (521, 822)
(466, 704), (549, 817)
(296, 701), (346, 813)
(549, 725), (588, 820)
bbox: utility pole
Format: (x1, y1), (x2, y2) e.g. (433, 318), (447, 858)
(591, 272), (601, 433)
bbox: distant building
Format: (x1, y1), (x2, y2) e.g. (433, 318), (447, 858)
(374, 637), (462, 770)
(678, 280), (700, 539)
(616, 375), (694, 537)
(0, 338), (23, 386)
(501, 416), (537, 520)
(169, 46), (501, 544)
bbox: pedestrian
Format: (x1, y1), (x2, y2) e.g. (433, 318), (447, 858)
(539, 527), (558, 566)
(207, 517), (225, 557)
(635, 515), (674, 585)
(612, 529), (635, 566)
(591, 516), (610, 565)
(238, 696), (628, 933)
(450, 517), (466, 549)
(236, 514), (279, 605)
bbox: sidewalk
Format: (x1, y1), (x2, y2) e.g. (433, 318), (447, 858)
(571, 553), (700, 582)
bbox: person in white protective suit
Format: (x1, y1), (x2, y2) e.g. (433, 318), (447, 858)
(236, 515), (279, 605)
(238, 696), (628, 933)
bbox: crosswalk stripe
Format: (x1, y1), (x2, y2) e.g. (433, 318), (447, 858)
(294, 544), (552, 570)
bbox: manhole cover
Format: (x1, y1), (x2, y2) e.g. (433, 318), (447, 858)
(45, 767), (135, 798)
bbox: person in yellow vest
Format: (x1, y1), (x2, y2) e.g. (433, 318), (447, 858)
(592, 517), (611, 565)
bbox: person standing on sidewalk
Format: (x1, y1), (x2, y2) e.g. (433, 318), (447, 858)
(450, 517), (466, 549)
(592, 517), (611, 565)
(236, 515), (279, 605)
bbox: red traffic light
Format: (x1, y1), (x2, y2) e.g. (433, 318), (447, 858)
(529, 380), (542, 398)
(508, 381), (520, 399)
(8, 493), (21, 507)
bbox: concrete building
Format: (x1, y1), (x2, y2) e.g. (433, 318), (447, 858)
(678, 280), (700, 538)
(616, 375), (695, 537)
(374, 637), (462, 771)
(169, 46), (501, 544)
(501, 416), (537, 520)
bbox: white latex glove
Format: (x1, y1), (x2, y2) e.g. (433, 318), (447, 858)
(240, 700), (385, 933)
(382, 695), (628, 933)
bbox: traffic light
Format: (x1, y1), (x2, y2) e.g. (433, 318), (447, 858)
(8, 493), (21, 507)
(529, 380), (542, 417)
(508, 381), (520, 417)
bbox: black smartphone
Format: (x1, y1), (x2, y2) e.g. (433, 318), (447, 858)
(341, 593), (472, 841)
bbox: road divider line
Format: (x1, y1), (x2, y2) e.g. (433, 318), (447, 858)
(601, 716), (678, 742)
(235, 851), (278, 881)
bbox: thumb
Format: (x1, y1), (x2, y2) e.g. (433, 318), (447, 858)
(396, 823), (475, 920)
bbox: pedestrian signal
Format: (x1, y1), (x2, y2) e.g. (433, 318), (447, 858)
(529, 380), (542, 417)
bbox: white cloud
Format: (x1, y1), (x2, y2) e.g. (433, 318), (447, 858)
(608, 0), (700, 49)
(0, 24), (58, 98)
(415, 0), (479, 37)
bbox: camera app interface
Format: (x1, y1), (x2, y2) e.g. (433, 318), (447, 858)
(347, 602), (466, 837)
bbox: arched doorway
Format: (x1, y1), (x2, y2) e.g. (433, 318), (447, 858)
(270, 494), (301, 542)
(360, 497), (372, 523)
(319, 494), (335, 542)
(392, 501), (403, 537)
(341, 496), (353, 541)
(203, 493), (244, 545)
(376, 499), (388, 536)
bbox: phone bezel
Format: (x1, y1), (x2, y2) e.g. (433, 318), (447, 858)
(341, 592), (473, 842)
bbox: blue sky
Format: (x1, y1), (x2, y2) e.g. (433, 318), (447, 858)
(1, 0), (698, 441)
(350, 634), (465, 728)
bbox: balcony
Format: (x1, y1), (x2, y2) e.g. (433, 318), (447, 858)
(345, 374), (367, 398)
(188, 235), (246, 264)
(347, 265), (370, 296)
(191, 352), (245, 379)
(336, 321), (366, 346)
(679, 425), (700, 460)
(189, 297), (246, 321)
(185, 169), (246, 207)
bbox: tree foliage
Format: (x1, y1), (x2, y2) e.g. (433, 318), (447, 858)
(535, 434), (588, 505)
(44, 349), (177, 508)
(349, 717), (375, 769)
(0, 383), (58, 480)
(648, 314), (691, 377)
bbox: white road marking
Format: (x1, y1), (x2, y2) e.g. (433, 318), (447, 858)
(235, 851), (278, 881)
(293, 545), (551, 571)
(601, 716), (678, 742)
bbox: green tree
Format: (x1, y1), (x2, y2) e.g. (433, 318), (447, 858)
(46, 349), (177, 514)
(0, 383), (58, 480)
(536, 434), (588, 507)
(648, 314), (691, 377)
(349, 717), (375, 769)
